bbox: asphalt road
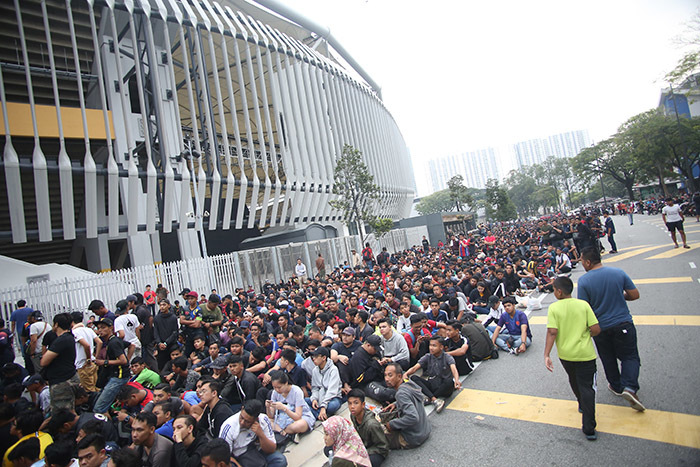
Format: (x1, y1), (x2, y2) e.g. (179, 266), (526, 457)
(384, 214), (700, 467)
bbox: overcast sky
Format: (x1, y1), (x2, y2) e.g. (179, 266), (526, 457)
(282, 0), (698, 195)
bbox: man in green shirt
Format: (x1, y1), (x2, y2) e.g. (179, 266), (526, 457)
(348, 389), (389, 466)
(544, 276), (601, 441)
(200, 294), (224, 341)
(130, 357), (162, 389)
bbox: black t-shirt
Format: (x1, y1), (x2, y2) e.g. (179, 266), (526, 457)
(46, 332), (77, 384)
(135, 305), (153, 344)
(105, 336), (129, 379)
(42, 330), (57, 348)
(331, 340), (361, 360)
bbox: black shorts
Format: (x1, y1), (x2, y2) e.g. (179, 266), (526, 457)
(666, 220), (684, 233)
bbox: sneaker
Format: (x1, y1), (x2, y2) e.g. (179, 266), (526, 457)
(607, 384), (623, 397)
(508, 348), (516, 355)
(585, 431), (598, 441)
(434, 399), (445, 413)
(622, 389), (646, 412)
(423, 397), (431, 406)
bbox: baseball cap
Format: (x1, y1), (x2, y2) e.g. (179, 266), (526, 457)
(22, 374), (44, 387)
(29, 310), (43, 321)
(312, 347), (330, 358)
(179, 288), (191, 296)
(126, 294), (137, 303)
(488, 295), (501, 305)
(365, 334), (382, 348)
(210, 356), (229, 370)
(342, 327), (356, 336)
(95, 318), (114, 327)
(239, 320), (250, 328)
(285, 338), (298, 348)
(115, 300), (128, 313)
(185, 291), (198, 298)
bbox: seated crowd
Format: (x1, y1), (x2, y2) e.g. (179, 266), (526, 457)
(0, 214), (596, 466)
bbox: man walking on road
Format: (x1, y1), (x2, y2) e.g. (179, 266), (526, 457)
(544, 276), (601, 440)
(662, 198), (690, 249)
(603, 212), (617, 253)
(578, 247), (644, 411)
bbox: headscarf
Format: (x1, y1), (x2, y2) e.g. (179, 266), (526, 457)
(322, 416), (371, 467)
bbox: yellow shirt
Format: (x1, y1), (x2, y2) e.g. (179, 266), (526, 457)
(546, 298), (599, 361)
(3, 431), (53, 467)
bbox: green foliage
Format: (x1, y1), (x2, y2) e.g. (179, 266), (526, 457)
(665, 10), (700, 86)
(329, 144), (380, 243)
(415, 189), (453, 215)
(446, 175), (474, 212)
(368, 217), (394, 238)
(485, 179), (517, 221)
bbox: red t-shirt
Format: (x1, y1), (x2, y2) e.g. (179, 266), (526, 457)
(144, 290), (157, 305)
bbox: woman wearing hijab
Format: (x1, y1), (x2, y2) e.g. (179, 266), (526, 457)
(322, 416), (371, 467)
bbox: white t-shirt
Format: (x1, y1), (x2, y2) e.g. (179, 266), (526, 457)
(662, 204), (683, 222)
(556, 253), (572, 269)
(73, 325), (97, 368)
(486, 304), (504, 322)
(29, 322), (50, 355)
(114, 314), (141, 347)
(219, 412), (275, 457)
(295, 263), (307, 276)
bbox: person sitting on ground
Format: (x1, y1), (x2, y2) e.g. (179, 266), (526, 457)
(491, 296), (532, 354)
(267, 370), (315, 438)
(444, 321), (474, 375)
(130, 411), (173, 466)
(195, 379), (234, 440)
(4, 382), (33, 415)
(322, 415), (372, 467)
(171, 414), (206, 467)
(380, 363), (430, 450)
(330, 327), (361, 368)
(480, 296), (504, 332)
(377, 319), (410, 371)
(106, 447), (140, 467)
(347, 389), (390, 467)
(220, 399), (287, 467)
(77, 433), (110, 467)
(405, 337), (461, 413)
(221, 354), (259, 413)
(555, 247), (572, 275)
(152, 400), (175, 438)
(171, 356), (200, 392)
(43, 440), (76, 467)
(129, 357), (161, 389)
(306, 347), (343, 421)
(199, 438), (232, 467)
(6, 437), (41, 467)
(4, 408), (53, 467)
(403, 315), (430, 367)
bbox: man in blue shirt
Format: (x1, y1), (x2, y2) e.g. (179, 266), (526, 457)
(578, 246), (643, 411)
(10, 300), (33, 345)
(491, 297), (532, 355)
(603, 212), (617, 253)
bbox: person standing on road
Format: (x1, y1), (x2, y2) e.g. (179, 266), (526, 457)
(544, 276), (601, 441)
(295, 258), (308, 286)
(578, 246), (644, 412)
(662, 198), (690, 249)
(603, 212), (617, 254)
(316, 253), (326, 281)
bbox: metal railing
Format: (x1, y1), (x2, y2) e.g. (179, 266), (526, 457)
(0, 226), (429, 324)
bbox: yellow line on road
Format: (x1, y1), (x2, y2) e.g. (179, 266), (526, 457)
(603, 245), (667, 263)
(634, 276), (693, 284)
(529, 314), (700, 326)
(645, 243), (700, 259)
(449, 388), (700, 449)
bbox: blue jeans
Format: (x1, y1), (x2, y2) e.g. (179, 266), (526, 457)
(93, 376), (130, 413)
(593, 321), (640, 393)
(494, 330), (531, 351)
(305, 396), (343, 419)
(266, 451), (288, 467)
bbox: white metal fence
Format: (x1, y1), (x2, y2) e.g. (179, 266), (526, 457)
(0, 227), (429, 324)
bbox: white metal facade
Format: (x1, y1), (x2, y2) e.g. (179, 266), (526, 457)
(0, 0), (414, 269)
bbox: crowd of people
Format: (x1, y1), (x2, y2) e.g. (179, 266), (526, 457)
(0, 195), (673, 466)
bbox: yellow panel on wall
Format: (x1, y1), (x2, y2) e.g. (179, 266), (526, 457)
(0, 102), (115, 139)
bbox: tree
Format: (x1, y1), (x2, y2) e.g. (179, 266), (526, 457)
(572, 139), (641, 201)
(415, 189), (453, 215)
(665, 10), (700, 86)
(329, 144), (380, 244)
(368, 217), (394, 238)
(485, 179), (517, 221)
(446, 175), (473, 212)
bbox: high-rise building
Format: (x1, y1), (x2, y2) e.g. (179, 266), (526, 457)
(428, 148), (500, 191)
(513, 130), (591, 168)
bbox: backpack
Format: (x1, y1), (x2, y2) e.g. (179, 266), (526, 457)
(362, 248), (372, 261)
(461, 322), (497, 361)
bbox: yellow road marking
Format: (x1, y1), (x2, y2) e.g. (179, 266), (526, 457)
(449, 389), (700, 449)
(645, 243), (700, 259)
(529, 314), (700, 326)
(634, 276), (693, 284)
(603, 245), (667, 263)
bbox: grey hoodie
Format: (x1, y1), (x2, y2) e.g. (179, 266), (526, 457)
(388, 380), (431, 447)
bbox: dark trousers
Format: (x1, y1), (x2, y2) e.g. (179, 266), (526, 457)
(369, 453), (385, 466)
(410, 375), (454, 399)
(607, 234), (617, 252)
(141, 342), (158, 371)
(560, 359), (597, 435)
(593, 322), (640, 393)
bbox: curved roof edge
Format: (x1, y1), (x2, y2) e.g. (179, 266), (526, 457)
(243, 0), (382, 99)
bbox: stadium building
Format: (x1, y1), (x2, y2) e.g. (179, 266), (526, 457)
(0, 0), (414, 271)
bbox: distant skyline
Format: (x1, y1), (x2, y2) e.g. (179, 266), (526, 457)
(280, 0), (698, 196)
